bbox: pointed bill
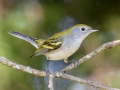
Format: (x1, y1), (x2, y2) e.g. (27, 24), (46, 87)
(90, 29), (98, 32)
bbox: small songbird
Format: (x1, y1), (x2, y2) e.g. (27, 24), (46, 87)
(9, 24), (98, 63)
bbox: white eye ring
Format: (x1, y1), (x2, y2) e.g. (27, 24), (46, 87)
(80, 27), (85, 31)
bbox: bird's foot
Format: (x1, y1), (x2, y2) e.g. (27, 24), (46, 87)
(64, 59), (69, 63)
(72, 59), (78, 67)
(64, 59), (77, 66)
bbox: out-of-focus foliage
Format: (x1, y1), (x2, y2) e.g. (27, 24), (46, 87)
(0, 0), (120, 90)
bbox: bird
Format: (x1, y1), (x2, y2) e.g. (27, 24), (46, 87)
(9, 24), (98, 63)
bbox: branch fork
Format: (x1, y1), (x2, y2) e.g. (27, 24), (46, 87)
(0, 40), (120, 90)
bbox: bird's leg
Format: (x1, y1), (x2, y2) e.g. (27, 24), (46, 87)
(64, 59), (77, 66)
(64, 58), (69, 63)
(71, 59), (78, 66)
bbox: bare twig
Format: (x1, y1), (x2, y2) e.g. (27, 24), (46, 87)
(48, 74), (54, 90)
(61, 40), (120, 72)
(56, 73), (120, 90)
(0, 56), (46, 77)
(0, 56), (120, 90)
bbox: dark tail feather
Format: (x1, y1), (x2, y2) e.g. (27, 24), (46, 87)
(8, 31), (38, 48)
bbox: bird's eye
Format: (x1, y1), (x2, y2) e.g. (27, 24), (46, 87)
(80, 27), (85, 31)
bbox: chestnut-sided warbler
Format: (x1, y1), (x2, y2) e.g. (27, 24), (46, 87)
(9, 24), (98, 63)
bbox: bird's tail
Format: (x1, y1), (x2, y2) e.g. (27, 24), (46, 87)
(8, 31), (40, 48)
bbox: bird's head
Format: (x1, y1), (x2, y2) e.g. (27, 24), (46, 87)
(70, 24), (98, 39)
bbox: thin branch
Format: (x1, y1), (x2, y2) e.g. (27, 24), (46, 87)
(48, 74), (54, 90)
(0, 56), (46, 77)
(56, 73), (120, 90)
(61, 40), (120, 72)
(0, 56), (119, 90)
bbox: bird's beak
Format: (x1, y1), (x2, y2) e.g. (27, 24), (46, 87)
(90, 29), (98, 32)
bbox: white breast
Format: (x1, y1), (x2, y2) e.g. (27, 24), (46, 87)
(44, 37), (83, 60)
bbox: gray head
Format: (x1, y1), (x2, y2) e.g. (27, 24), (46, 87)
(70, 24), (98, 39)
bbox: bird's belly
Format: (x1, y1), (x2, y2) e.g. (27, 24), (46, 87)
(45, 49), (70, 60)
(44, 41), (81, 60)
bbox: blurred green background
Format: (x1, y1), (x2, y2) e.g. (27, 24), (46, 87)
(0, 0), (120, 90)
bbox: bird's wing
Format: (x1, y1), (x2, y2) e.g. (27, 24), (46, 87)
(41, 31), (66, 50)
(42, 37), (62, 50)
(30, 47), (49, 58)
(8, 31), (44, 49)
(31, 36), (62, 57)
